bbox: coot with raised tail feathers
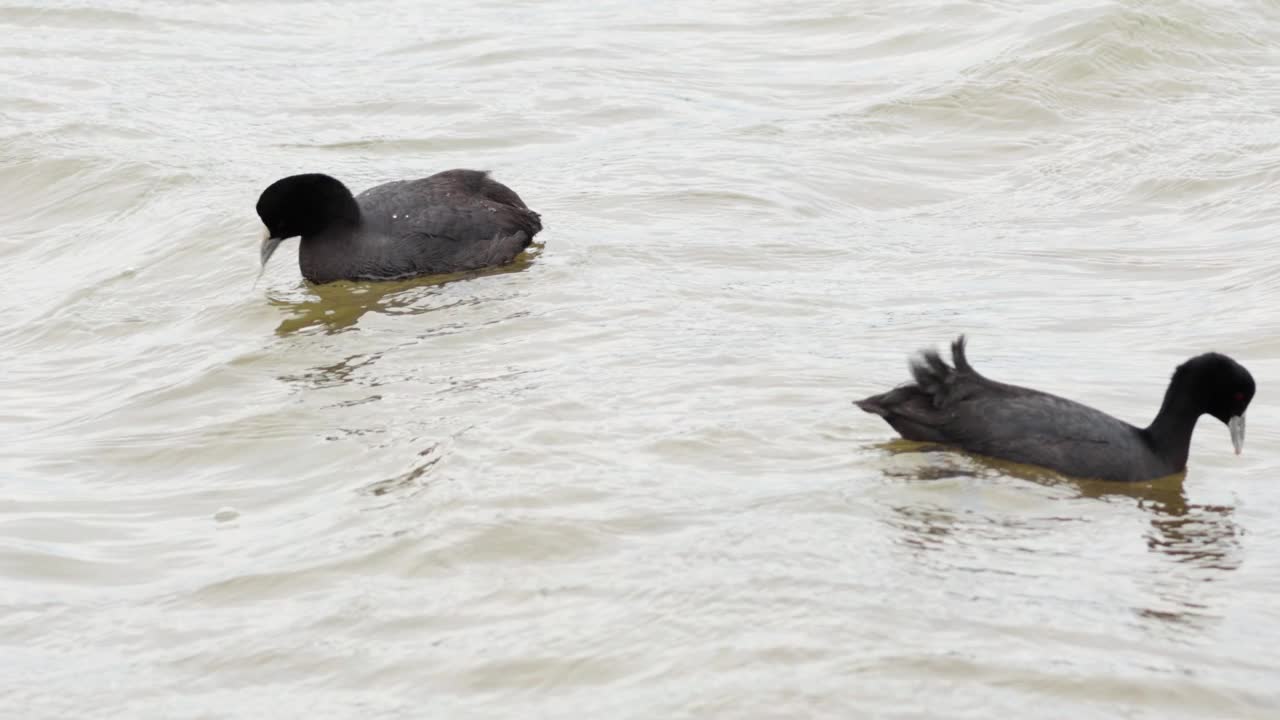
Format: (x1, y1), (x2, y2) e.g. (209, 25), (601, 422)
(855, 336), (1254, 482)
(256, 169), (542, 284)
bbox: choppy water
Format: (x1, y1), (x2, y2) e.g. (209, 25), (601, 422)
(4, 1), (1280, 717)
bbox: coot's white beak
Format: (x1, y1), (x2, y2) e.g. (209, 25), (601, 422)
(260, 228), (284, 268)
(1228, 414), (1245, 455)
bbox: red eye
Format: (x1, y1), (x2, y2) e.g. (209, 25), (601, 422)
(1234, 392), (1245, 403)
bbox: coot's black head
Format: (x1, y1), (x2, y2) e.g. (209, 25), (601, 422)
(255, 174), (360, 268)
(1174, 352), (1255, 453)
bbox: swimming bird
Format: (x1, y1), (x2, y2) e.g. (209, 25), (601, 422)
(256, 170), (541, 284)
(854, 336), (1254, 482)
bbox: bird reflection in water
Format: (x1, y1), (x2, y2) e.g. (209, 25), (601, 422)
(875, 440), (1241, 626)
(264, 249), (538, 336)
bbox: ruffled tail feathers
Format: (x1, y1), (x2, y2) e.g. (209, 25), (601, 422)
(856, 336), (972, 414)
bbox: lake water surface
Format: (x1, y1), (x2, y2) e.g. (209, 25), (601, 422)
(3, 1), (1280, 718)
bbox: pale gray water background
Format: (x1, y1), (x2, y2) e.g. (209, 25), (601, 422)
(2, 0), (1280, 717)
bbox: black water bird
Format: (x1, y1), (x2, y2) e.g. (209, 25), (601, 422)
(256, 169), (541, 283)
(855, 336), (1253, 482)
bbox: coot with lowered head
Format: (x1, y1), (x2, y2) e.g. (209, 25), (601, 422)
(855, 336), (1254, 482)
(256, 169), (541, 284)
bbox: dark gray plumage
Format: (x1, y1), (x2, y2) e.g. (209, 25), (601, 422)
(256, 169), (541, 284)
(855, 336), (1254, 482)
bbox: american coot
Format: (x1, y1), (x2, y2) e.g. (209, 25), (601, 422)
(256, 169), (542, 284)
(855, 336), (1254, 482)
